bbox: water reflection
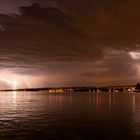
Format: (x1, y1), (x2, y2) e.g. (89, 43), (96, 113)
(95, 93), (99, 112)
(0, 92), (139, 139)
(108, 93), (112, 111)
(93, 93), (137, 113)
(12, 91), (17, 105)
(132, 94), (136, 112)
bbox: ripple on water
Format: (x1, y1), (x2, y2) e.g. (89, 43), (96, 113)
(0, 92), (140, 140)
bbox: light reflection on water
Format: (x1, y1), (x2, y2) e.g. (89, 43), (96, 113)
(12, 91), (17, 105)
(0, 92), (140, 139)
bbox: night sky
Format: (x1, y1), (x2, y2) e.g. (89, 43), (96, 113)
(0, 0), (140, 89)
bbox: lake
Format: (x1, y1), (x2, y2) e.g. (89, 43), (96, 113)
(0, 92), (140, 140)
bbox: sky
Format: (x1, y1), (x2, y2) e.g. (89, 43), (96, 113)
(0, 0), (140, 89)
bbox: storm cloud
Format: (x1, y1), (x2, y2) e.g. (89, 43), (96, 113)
(0, 0), (140, 88)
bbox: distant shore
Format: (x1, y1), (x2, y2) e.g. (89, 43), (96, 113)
(0, 85), (139, 93)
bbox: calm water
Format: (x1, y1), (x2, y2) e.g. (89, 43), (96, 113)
(0, 92), (140, 140)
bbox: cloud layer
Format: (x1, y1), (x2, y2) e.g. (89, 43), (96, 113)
(0, 0), (140, 87)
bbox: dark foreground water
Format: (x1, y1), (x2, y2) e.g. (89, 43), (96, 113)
(0, 92), (140, 140)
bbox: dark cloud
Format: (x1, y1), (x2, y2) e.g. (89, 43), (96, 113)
(56, 0), (140, 49)
(80, 51), (139, 86)
(0, 1), (140, 87)
(20, 3), (72, 26)
(98, 52), (138, 78)
(0, 3), (103, 67)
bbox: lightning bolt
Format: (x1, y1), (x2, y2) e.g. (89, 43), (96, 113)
(0, 77), (17, 90)
(13, 80), (17, 90)
(0, 78), (12, 85)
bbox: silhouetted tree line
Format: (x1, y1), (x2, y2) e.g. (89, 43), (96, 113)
(136, 83), (140, 91)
